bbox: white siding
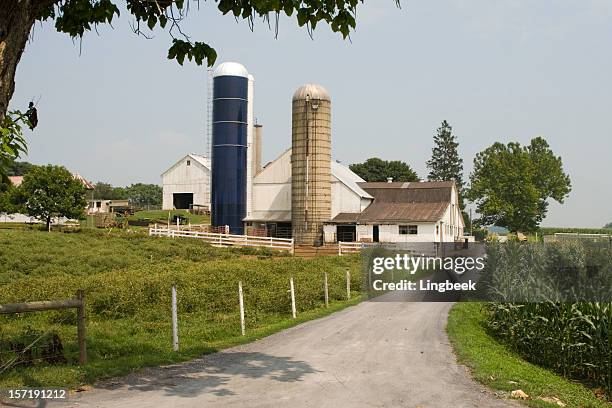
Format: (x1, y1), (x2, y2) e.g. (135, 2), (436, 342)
(331, 177), (368, 218)
(162, 156), (210, 210)
(378, 223), (437, 243)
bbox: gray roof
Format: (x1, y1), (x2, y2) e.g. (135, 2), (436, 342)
(330, 181), (456, 224)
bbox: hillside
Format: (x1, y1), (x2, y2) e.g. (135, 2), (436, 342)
(0, 229), (361, 388)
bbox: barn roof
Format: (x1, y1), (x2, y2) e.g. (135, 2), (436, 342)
(161, 153), (210, 176)
(330, 181), (455, 224)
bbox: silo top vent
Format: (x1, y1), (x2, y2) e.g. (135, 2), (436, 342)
(292, 84), (331, 102)
(213, 62), (249, 78)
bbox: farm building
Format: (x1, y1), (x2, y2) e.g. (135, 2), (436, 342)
(87, 199), (131, 215)
(324, 181), (465, 243)
(244, 147), (465, 243)
(162, 154), (210, 211)
(162, 61), (467, 245)
(244, 148), (373, 238)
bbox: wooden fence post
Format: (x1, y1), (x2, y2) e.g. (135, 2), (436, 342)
(290, 277), (296, 319)
(76, 290), (87, 364)
(346, 269), (351, 300)
(324, 272), (329, 308)
(239, 281), (245, 336)
(171, 285), (179, 351)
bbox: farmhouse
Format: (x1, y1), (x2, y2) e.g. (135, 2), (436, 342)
(162, 154), (210, 211)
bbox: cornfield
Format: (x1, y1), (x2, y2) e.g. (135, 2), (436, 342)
(483, 241), (612, 397)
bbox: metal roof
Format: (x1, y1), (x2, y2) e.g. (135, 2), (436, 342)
(292, 84), (331, 102)
(359, 181), (453, 203)
(161, 154), (210, 177)
(331, 202), (449, 224)
(330, 181), (456, 224)
(213, 61), (249, 78)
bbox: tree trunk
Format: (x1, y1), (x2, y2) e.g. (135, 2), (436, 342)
(0, 1), (53, 122)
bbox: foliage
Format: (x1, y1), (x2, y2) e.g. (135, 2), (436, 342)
(467, 137), (571, 233)
(486, 302), (611, 399)
(426, 120), (464, 207)
(13, 165), (87, 230)
(0, 183), (16, 216)
(123, 183), (162, 207)
(0, 112), (29, 184)
(6, 161), (34, 177)
(0, 229), (361, 387)
(93, 182), (162, 207)
(604, 222), (612, 229)
(35, 0), (398, 68)
(448, 303), (610, 408)
(92, 182), (121, 200)
(349, 157), (419, 182)
(478, 240), (612, 398)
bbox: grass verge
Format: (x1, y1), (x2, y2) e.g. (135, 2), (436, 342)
(447, 303), (609, 408)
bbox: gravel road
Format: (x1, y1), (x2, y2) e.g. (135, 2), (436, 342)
(48, 301), (516, 408)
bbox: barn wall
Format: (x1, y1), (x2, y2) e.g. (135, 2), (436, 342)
(252, 183), (291, 212)
(162, 158), (210, 210)
(379, 223), (437, 243)
(331, 179), (364, 217)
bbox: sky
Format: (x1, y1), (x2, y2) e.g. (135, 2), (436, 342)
(12, 0), (612, 228)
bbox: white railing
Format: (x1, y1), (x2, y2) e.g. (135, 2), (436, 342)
(149, 227), (294, 253)
(338, 241), (364, 256)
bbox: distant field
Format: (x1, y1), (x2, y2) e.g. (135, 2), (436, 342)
(539, 227), (612, 235)
(0, 229), (360, 389)
(128, 209), (210, 225)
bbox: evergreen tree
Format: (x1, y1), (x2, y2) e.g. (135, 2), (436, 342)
(426, 120), (465, 207)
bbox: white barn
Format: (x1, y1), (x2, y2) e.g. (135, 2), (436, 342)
(162, 154), (211, 210)
(244, 148), (373, 238)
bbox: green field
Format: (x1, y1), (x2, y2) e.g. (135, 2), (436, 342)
(128, 209), (210, 225)
(0, 229), (361, 388)
(448, 303), (609, 408)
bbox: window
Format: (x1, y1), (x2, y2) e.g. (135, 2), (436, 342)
(186, 160), (191, 166)
(399, 225), (418, 235)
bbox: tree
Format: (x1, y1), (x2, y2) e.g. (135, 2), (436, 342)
(93, 182), (125, 200)
(7, 161), (34, 176)
(426, 120), (465, 207)
(14, 164), (87, 230)
(466, 137), (571, 233)
(349, 158), (419, 182)
(604, 222), (612, 229)
(0, 182), (16, 216)
(0, 1), (399, 174)
(124, 183), (162, 208)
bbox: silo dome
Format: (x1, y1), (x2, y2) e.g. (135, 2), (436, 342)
(292, 84), (331, 102)
(213, 61), (249, 78)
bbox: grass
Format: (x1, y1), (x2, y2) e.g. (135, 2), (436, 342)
(128, 209), (210, 225)
(0, 228), (361, 389)
(447, 303), (610, 408)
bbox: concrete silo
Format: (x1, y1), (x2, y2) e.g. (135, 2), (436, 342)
(291, 84), (332, 245)
(211, 62), (253, 234)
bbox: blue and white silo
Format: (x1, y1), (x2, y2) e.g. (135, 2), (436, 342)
(211, 62), (253, 234)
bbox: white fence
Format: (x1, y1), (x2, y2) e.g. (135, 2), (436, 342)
(338, 241), (364, 256)
(149, 226), (294, 253)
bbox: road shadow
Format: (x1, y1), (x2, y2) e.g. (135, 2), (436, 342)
(95, 351), (319, 399)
